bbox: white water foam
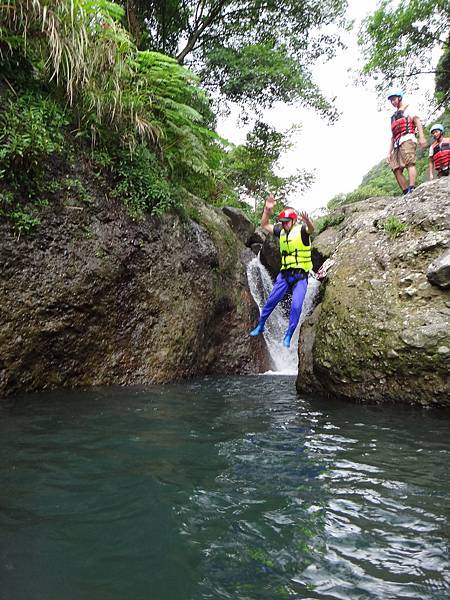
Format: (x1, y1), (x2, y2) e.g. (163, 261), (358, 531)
(247, 256), (321, 375)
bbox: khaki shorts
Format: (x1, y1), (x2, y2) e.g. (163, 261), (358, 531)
(389, 139), (417, 170)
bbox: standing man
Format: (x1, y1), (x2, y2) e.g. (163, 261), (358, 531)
(428, 123), (450, 179)
(249, 193), (314, 348)
(387, 88), (427, 194)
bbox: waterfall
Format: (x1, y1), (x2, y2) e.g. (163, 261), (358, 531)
(247, 256), (321, 375)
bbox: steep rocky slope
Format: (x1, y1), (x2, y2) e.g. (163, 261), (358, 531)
(297, 178), (449, 406)
(0, 187), (267, 397)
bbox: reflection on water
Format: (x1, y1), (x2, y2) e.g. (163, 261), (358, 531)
(0, 377), (449, 600)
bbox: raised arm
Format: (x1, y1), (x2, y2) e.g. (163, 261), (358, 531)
(299, 211), (314, 235)
(261, 193), (276, 234)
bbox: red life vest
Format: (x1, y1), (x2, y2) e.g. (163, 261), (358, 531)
(431, 137), (450, 172)
(391, 109), (416, 144)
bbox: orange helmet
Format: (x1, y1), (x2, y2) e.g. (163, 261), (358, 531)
(278, 209), (298, 222)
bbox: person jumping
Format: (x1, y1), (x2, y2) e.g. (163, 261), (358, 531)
(249, 193), (314, 348)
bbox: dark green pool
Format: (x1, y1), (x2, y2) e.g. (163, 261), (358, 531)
(1, 376), (449, 599)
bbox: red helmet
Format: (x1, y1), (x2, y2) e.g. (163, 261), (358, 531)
(278, 209), (298, 222)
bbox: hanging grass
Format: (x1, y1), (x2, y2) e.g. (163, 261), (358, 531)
(0, 0), (223, 193)
(1, 0), (160, 147)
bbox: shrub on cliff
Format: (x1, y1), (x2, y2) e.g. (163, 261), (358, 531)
(0, 0), (226, 225)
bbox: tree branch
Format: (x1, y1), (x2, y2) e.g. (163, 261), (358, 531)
(403, 68), (450, 77)
(176, 0), (228, 64)
(125, 0), (141, 47)
(181, 0), (194, 36)
(193, 0), (207, 28)
(407, 29), (449, 48)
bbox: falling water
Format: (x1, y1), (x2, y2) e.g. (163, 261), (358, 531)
(247, 255), (321, 374)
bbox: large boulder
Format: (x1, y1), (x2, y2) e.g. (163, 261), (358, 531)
(297, 178), (450, 406)
(427, 249), (450, 289)
(221, 206), (255, 245)
(247, 226), (267, 247)
(0, 185), (267, 397)
(260, 233), (281, 278)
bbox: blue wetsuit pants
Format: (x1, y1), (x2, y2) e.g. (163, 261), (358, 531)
(258, 271), (308, 337)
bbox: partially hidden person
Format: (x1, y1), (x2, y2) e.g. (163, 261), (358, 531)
(249, 193), (314, 348)
(428, 123), (450, 179)
(387, 88), (427, 194)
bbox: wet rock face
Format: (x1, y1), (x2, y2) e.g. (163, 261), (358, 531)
(297, 178), (450, 406)
(0, 195), (267, 397)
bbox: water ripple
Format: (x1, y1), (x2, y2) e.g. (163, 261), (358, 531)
(0, 378), (449, 600)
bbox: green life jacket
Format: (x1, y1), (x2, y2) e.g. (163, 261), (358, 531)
(279, 224), (312, 272)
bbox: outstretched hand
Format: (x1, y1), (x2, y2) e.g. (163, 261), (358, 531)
(299, 210), (314, 233)
(299, 211), (311, 224)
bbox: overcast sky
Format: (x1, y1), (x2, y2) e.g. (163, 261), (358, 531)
(217, 0), (437, 215)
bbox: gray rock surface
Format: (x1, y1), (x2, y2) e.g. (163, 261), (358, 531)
(0, 194), (267, 397)
(427, 249), (450, 289)
(297, 178), (450, 406)
(221, 206), (255, 245)
(248, 226), (268, 248)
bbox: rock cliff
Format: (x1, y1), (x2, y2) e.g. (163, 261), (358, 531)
(297, 178), (450, 406)
(0, 188), (267, 397)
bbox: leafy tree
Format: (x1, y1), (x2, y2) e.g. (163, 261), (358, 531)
(359, 0), (450, 107)
(224, 120), (314, 212)
(125, 0), (190, 54)
(434, 43), (450, 104)
(121, 0), (349, 118)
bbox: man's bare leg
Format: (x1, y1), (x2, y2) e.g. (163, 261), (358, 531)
(393, 168), (408, 191)
(407, 165), (417, 188)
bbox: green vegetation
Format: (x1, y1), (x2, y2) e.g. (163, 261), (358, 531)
(0, 191), (40, 235)
(95, 145), (177, 218)
(359, 0), (449, 108)
(0, 90), (69, 231)
(0, 92), (67, 172)
(220, 121), (314, 220)
(0, 0), (226, 229)
(383, 216), (408, 239)
(0, 0), (350, 233)
(1, 1), (445, 236)
(120, 0), (349, 118)
(314, 212), (345, 235)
